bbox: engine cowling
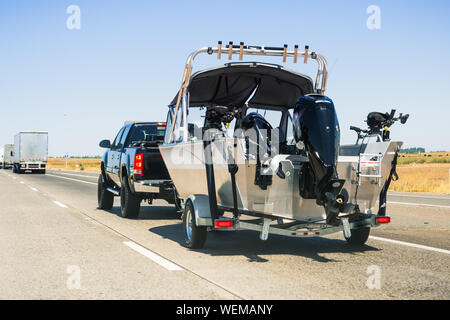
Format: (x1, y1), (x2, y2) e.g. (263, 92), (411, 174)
(293, 94), (345, 224)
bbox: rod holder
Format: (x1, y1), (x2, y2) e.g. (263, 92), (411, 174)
(294, 44), (298, 63)
(228, 41), (233, 60)
(239, 42), (244, 61)
(282, 44), (288, 62)
(304, 45), (309, 64)
(217, 41), (222, 59)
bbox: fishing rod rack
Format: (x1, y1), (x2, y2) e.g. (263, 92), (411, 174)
(168, 41), (328, 143)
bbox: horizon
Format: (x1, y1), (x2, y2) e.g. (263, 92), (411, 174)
(1, 0), (450, 155)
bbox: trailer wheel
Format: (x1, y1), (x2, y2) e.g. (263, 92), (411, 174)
(98, 174), (114, 210)
(183, 200), (207, 249)
(345, 227), (370, 246)
(120, 175), (141, 218)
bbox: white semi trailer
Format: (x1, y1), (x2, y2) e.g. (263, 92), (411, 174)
(2, 144), (14, 169)
(13, 132), (48, 174)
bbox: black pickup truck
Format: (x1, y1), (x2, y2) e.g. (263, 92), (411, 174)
(98, 122), (180, 218)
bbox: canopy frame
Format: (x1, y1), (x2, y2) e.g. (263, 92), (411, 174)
(167, 43), (328, 143)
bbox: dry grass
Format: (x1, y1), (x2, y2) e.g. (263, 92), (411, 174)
(390, 163), (450, 194)
(391, 152), (450, 194)
(47, 158), (101, 172)
(398, 152), (450, 165)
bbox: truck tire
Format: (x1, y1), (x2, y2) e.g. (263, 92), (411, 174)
(345, 227), (370, 246)
(120, 175), (140, 218)
(183, 200), (207, 249)
(98, 174), (114, 210)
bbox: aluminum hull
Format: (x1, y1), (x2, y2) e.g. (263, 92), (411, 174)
(160, 138), (402, 221)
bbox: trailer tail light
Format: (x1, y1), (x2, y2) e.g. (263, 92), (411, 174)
(376, 216), (391, 224)
(215, 220), (234, 228)
(133, 153), (144, 176)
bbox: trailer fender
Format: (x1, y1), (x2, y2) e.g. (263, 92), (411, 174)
(186, 195), (213, 227)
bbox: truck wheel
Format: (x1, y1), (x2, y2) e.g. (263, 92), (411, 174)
(345, 227), (370, 246)
(183, 200), (207, 249)
(120, 175), (140, 218)
(98, 174), (114, 210)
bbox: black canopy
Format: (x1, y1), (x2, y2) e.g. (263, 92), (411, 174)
(169, 62), (314, 109)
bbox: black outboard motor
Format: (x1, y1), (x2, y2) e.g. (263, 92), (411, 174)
(293, 95), (346, 225)
(241, 112), (273, 190)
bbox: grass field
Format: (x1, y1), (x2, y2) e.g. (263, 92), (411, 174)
(397, 152), (450, 165)
(46, 153), (450, 194)
(391, 163), (450, 194)
(47, 158), (101, 172)
(390, 152), (450, 194)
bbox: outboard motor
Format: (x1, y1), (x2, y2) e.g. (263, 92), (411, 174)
(293, 95), (346, 225)
(241, 112), (273, 190)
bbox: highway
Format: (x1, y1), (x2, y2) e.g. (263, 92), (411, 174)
(0, 169), (449, 299)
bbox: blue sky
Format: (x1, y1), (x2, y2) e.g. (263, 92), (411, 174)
(0, 0), (449, 156)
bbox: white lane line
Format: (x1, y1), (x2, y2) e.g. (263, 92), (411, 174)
(389, 193), (450, 201)
(388, 201), (450, 209)
(20, 181), (24, 184)
(53, 200), (68, 208)
(46, 173), (97, 185)
(48, 171), (98, 179)
(29, 186), (39, 192)
(369, 236), (450, 255)
(123, 241), (183, 271)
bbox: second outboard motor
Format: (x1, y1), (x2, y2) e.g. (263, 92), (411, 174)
(241, 112), (273, 190)
(293, 95), (346, 225)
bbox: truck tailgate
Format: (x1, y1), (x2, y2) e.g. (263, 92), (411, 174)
(143, 148), (171, 180)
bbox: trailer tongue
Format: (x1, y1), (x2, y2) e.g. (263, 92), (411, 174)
(160, 42), (407, 249)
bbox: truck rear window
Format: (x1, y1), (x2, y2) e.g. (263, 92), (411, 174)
(126, 125), (166, 146)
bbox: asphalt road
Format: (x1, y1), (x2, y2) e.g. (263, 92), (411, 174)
(0, 168), (449, 299)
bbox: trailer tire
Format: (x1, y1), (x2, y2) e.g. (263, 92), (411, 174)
(120, 175), (141, 219)
(345, 227), (370, 246)
(98, 174), (114, 210)
(183, 200), (207, 249)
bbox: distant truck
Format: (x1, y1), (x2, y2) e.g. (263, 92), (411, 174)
(1, 144), (14, 169)
(98, 122), (180, 218)
(13, 132), (48, 174)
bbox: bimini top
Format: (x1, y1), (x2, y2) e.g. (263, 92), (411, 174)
(169, 62), (314, 109)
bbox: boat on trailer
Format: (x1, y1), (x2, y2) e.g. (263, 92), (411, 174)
(159, 42), (408, 249)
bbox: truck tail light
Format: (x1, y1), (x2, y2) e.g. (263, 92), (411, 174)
(215, 220), (234, 228)
(376, 216), (391, 224)
(133, 153), (144, 176)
